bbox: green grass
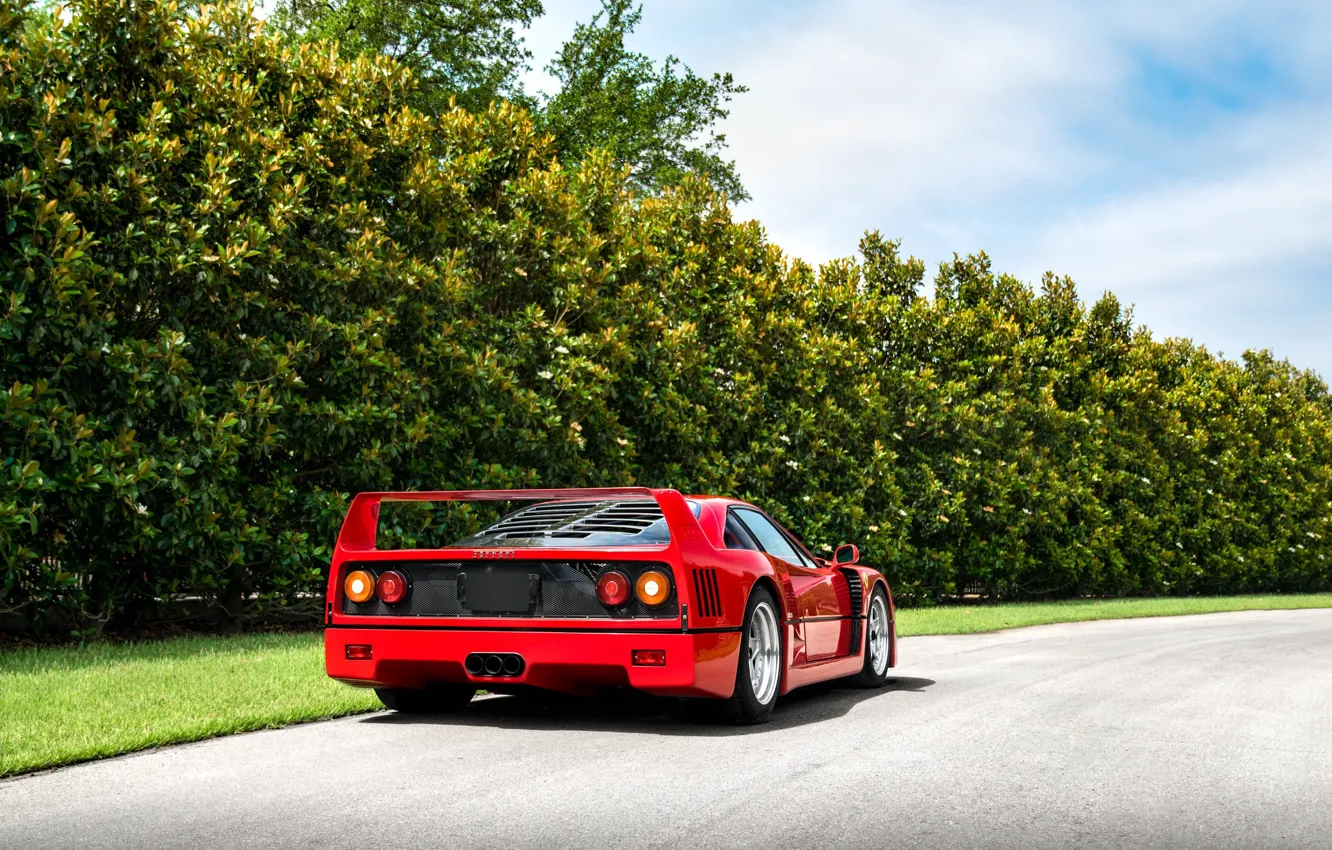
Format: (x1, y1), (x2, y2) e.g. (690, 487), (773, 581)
(0, 632), (378, 778)
(895, 593), (1332, 636)
(3, 593), (1332, 778)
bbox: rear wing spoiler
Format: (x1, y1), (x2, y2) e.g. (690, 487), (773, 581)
(335, 487), (707, 552)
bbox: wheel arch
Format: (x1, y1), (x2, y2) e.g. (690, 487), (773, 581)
(868, 575), (897, 669)
(749, 574), (784, 618)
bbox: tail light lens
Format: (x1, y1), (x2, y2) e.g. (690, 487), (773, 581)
(375, 570), (410, 605)
(596, 570), (631, 607)
(635, 569), (671, 606)
(632, 649), (666, 667)
(346, 644), (372, 660)
(344, 569), (375, 604)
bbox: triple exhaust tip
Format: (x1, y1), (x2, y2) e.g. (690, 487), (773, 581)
(466, 653), (524, 678)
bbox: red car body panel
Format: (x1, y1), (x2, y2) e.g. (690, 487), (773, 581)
(324, 488), (895, 700)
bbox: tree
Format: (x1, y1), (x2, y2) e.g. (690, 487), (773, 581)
(269, 0), (749, 200)
(537, 0), (748, 200)
(269, 0), (544, 114)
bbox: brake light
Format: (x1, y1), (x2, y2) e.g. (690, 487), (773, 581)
(635, 569), (671, 606)
(632, 649), (666, 667)
(596, 570), (631, 607)
(375, 570), (410, 605)
(344, 569), (375, 604)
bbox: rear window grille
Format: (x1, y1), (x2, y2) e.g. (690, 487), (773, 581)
(465, 499), (665, 543)
(693, 568), (722, 618)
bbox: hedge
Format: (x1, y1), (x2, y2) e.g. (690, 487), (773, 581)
(3, 0), (1331, 633)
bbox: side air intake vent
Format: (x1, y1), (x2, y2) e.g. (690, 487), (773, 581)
(841, 569), (864, 654)
(692, 568), (722, 618)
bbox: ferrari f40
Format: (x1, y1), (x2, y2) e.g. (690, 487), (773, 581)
(324, 488), (895, 724)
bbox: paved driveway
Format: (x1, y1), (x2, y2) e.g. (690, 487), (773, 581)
(3, 609), (1330, 849)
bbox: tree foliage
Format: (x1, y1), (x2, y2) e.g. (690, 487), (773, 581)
(269, 0), (543, 115)
(3, 0), (1331, 634)
(269, 0), (748, 199)
(538, 0), (747, 200)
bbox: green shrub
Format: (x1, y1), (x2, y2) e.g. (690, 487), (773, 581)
(3, 0), (1330, 632)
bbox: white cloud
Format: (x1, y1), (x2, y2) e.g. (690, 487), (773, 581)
(1026, 148), (1332, 294)
(725, 0), (1117, 261)
(526, 0), (1332, 373)
(1017, 128), (1332, 370)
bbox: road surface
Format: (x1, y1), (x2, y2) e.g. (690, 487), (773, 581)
(3, 609), (1331, 849)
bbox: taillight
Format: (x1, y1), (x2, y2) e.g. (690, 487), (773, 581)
(596, 570), (631, 607)
(375, 570), (410, 605)
(635, 569), (671, 606)
(344, 569), (375, 604)
(346, 644), (372, 660)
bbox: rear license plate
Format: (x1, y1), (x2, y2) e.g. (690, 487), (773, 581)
(464, 571), (533, 614)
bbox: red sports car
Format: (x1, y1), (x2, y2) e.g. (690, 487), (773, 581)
(324, 488), (896, 724)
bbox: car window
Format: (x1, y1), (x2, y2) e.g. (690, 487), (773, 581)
(734, 509), (805, 566)
(786, 536), (817, 568)
(724, 513), (760, 551)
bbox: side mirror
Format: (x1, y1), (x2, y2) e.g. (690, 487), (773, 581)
(833, 544), (859, 565)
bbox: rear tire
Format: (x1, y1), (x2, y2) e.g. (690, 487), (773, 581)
(847, 584), (892, 688)
(376, 684), (476, 713)
(712, 586), (783, 725)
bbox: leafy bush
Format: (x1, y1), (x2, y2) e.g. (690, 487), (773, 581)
(3, 0), (1331, 632)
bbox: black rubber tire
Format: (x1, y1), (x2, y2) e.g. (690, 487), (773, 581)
(712, 586), (782, 725)
(846, 584), (893, 688)
(375, 684), (476, 713)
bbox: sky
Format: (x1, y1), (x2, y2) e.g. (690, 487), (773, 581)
(521, 0), (1332, 377)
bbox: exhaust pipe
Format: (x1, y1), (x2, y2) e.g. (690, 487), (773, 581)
(466, 652), (526, 677)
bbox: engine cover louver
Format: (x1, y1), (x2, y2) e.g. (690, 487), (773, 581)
(692, 568), (723, 619)
(473, 499), (665, 541)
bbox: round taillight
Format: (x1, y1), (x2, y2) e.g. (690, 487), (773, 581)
(635, 569), (671, 607)
(344, 569), (375, 604)
(596, 570), (631, 607)
(376, 570), (410, 605)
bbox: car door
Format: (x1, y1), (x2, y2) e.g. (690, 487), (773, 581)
(732, 508), (845, 662)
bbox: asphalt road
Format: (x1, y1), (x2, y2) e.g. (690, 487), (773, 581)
(3, 609), (1331, 850)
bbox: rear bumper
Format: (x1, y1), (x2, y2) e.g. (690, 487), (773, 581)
(325, 627), (741, 699)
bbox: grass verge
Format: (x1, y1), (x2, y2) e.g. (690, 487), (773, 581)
(896, 593), (1332, 636)
(0, 632), (378, 778)
(3, 593), (1331, 777)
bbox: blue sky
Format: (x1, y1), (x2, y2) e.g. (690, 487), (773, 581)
(522, 0), (1332, 376)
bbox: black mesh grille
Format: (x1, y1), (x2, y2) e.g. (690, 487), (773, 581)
(342, 560), (678, 619)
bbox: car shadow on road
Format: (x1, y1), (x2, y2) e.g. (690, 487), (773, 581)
(358, 676), (935, 736)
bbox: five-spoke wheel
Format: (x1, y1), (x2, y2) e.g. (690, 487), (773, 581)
(848, 584), (893, 688)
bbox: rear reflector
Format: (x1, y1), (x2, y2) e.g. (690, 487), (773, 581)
(632, 649), (666, 667)
(346, 644), (372, 660)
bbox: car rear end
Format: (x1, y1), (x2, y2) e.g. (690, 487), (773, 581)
(324, 488), (740, 699)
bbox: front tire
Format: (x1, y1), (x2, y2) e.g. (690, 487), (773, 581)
(376, 684), (476, 714)
(847, 584), (892, 688)
(714, 586), (783, 725)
